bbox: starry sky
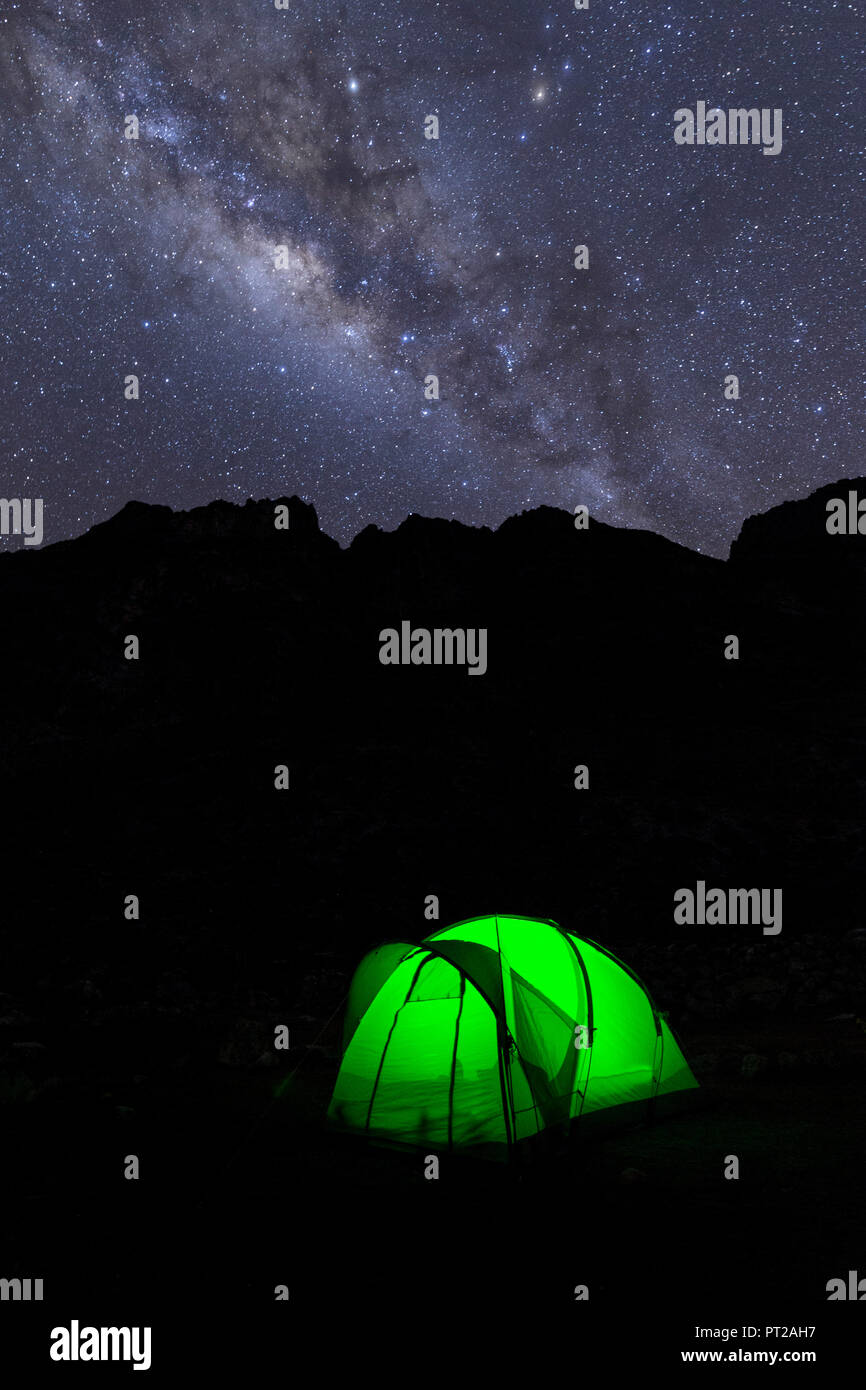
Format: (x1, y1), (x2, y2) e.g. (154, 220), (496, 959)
(0, 0), (862, 556)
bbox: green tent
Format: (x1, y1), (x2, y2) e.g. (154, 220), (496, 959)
(327, 914), (698, 1155)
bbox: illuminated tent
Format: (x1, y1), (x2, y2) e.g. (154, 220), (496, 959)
(327, 914), (698, 1155)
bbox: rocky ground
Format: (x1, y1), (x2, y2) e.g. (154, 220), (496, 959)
(2, 483), (865, 1366)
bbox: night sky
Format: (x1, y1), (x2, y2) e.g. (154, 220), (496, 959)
(0, 0), (861, 556)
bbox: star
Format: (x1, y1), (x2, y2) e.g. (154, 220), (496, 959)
(0, 0), (857, 558)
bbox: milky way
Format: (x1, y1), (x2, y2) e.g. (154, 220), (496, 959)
(0, 0), (862, 555)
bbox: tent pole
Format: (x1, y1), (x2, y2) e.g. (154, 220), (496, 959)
(493, 915), (516, 1164)
(447, 975), (466, 1151)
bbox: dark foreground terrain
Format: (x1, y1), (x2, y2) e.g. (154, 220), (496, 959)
(1, 480), (865, 1371)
